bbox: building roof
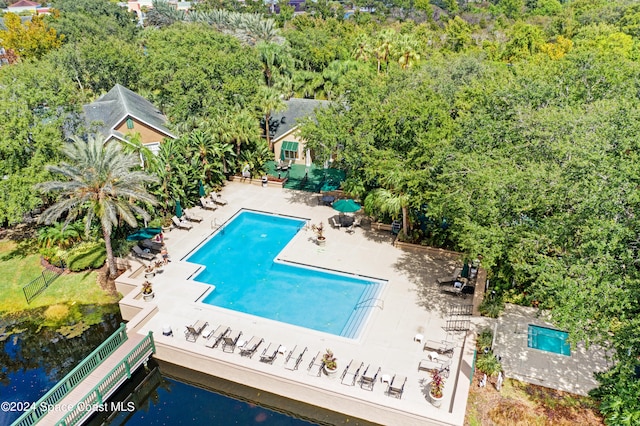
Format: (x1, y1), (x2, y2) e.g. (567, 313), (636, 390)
(271, 98), (330, 141)
(8, 0), (40, 7)
(82, 84), (175, 141)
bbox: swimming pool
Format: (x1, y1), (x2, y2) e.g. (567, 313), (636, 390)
(186, 210), (384, 338)
(527, 325), (570, 356)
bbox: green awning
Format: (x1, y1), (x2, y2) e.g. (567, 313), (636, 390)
(281, 141), (299, 151)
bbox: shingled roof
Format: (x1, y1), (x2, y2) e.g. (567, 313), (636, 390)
(270, 98), (330, 141)
(82, 84), (175, 141)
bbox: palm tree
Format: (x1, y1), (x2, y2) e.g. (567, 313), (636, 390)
(36, 135), (158, 278)
(217, 109), (261, 157)
(352, 34), (372, 62)
(375, 29), (396, 73)
(256, 41), (292, 88)
(257, 86), (286, 151)
(396, 34), (421, 70)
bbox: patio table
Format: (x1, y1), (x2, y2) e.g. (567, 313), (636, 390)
(321, 195), (335, 206)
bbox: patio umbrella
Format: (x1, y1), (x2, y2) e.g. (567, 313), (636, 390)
(175, 199), (183, 218)
(305, 149), (312, 168)
(198, 180), (206, 197)
(332, 199), (361, 213)
(126, 227), (162, 241)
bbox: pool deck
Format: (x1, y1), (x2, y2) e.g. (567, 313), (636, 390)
(118, 182), (479, 426)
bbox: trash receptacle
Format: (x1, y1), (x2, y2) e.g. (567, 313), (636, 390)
(261, 176), (268, 187)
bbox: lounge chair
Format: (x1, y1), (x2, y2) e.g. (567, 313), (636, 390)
(140, 239), (162, 253)
(307, 351), (324, 377)
(436, 267), (462, 286)
(132, 245), (156, 261)
(205, 325), (230, 348)
(423, 340), (455, 358)
(222, 329), (242, 353)
(183, 209), (203, 223)
(211, 193), (228, 206)
(419, 358), (451, 378)
(172, 216), (193, 230)
(259, 343), (282, 364)
(387, 374), (406, 399)
(239, 336), (264, 358)
(184, 320), (208, 342)
(200, 197), (218, 211)
(284, 346), (307, 371)
(360, 365), (381, 390)
(340, 359), (364, 386)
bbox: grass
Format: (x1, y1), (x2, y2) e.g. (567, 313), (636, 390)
(465, 371), (604, 425)
(0, 239), (118, 316)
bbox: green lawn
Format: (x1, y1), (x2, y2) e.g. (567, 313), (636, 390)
(0, 240), (118, 315)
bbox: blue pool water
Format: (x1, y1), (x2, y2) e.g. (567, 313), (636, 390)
(527, 325), (571, 356)
(187, 210), (384, 338)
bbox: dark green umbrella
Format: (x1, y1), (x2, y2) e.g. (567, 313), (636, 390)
(175, 199), (183, 218)
(126, 227), (162, 241)
(198, 180), (206, 197)
(332, 199), (361, 213)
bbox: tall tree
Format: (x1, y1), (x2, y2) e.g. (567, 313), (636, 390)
(257, 86), (286, 151)
(36, 135), (158, 278)
(0, 13), (62, 60)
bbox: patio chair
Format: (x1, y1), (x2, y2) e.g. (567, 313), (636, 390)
(359, 365), (381, 390)
(391, 220), (402, 235)
(222, 330), (242, 353)
(211, 193), (228, 206)
(307, 351), (324, 377)
(183, 209), (203, 223)
(205, 325), (230, 348)
(340, 359), (364, 386)
(329, 217), (341, 230)
(259, 343), (282, 364)
(140, 239), (162, 253)
(200, 197), (218, 211)
(386, 374), (407, 399)
(132, 245), (156, 261)
(184, 320), (208, 342)
(239, 336), (264, 358)
(284, 346), (307, 371)
(172, 216), (193, 230)
(423, 340), (455, 358)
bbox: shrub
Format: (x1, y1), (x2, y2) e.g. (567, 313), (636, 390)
(66, 241), (106, 272)
(477, 328), (493, 352)
(476, 352), (502, 377)
(479, 294), (504, 318)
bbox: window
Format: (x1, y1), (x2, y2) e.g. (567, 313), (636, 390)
(126, 118), (134, 129)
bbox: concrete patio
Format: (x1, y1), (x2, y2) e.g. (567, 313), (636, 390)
(117, 181), (479, 426)
(492, 304), (613, 396)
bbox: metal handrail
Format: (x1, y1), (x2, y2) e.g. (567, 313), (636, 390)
(57, 331), (155, 426)
(354, 298), (384, 310)
(12, 323), (128, 426)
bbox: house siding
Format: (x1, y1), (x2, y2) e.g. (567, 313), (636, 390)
(115, 117), (168, 145)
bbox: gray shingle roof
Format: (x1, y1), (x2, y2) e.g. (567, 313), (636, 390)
(271, 98), (330, 141)
(82, 84), (175, 140)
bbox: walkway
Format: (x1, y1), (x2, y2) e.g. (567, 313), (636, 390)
(38, 333), (152, 426)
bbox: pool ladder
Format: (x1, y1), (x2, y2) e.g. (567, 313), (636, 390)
(354, 298), (384, 310)
(211, 218), (223, 230)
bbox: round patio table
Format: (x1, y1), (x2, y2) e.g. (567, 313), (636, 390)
(321, 195), (335, 205)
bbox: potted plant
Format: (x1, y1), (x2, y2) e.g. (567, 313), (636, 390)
(322, 349), (338, 377)
(142, 281), (155, 301)
(429, 370), (445, 407)
(311, 222), (326, 246)
(144, 263), (155, 279)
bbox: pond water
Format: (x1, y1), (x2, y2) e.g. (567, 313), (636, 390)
(1, 314), (354, 426)
(0, 315), (122, 426)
